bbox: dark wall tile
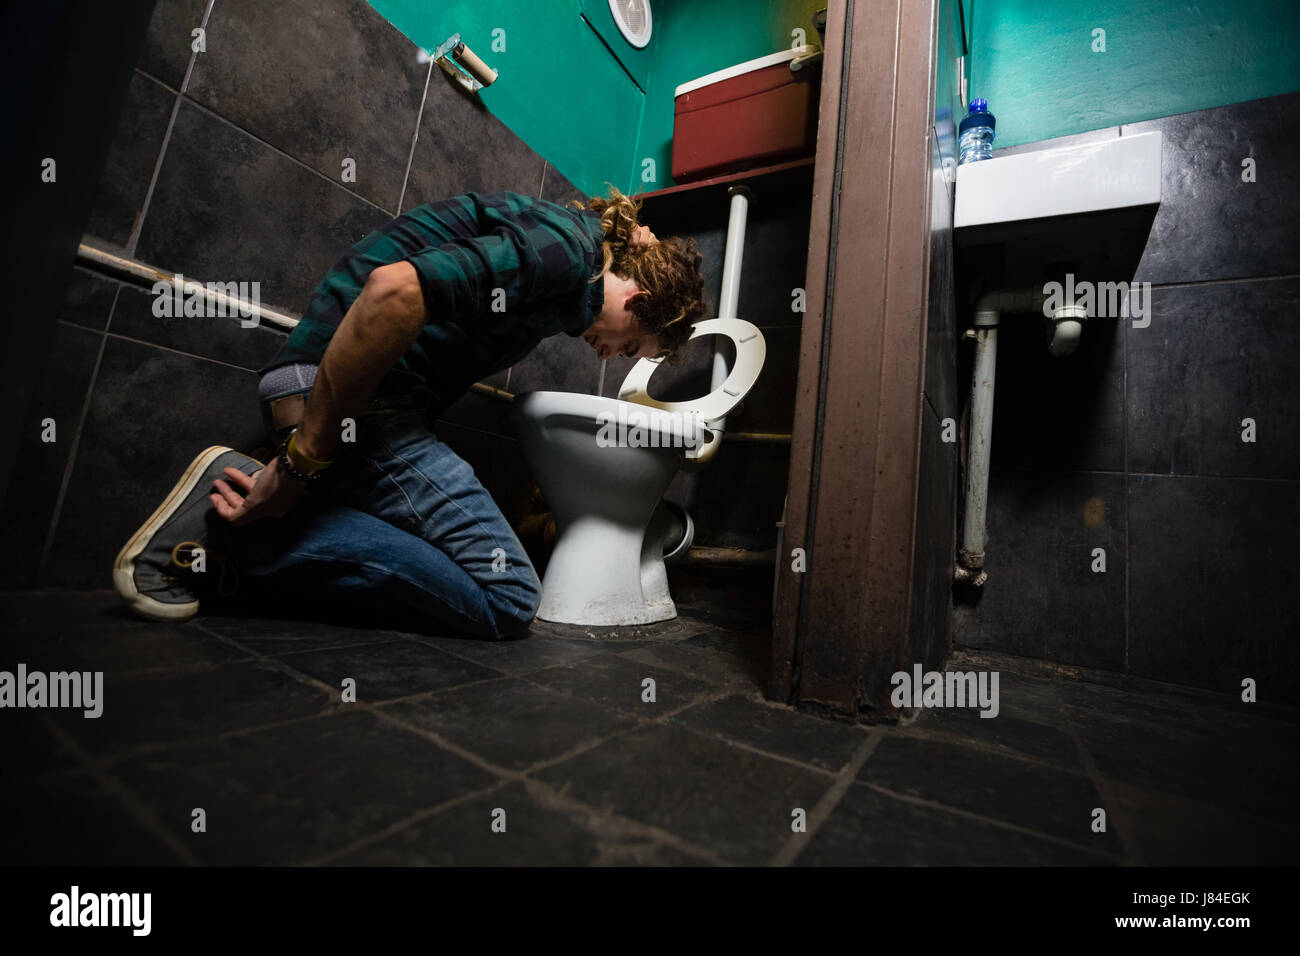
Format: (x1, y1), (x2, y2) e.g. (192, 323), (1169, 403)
(58, 267), (120, 332)
(137, 0), (207, 89)
(908, 404), (957, 671)
(44, 337), (265, 587)
(988, 312), (1126, 472)
(187, 0), (426, 212)
(402, 69), (546, 210)
(507, 331), (601, 395)
(952, 470), (1125, 671)
(734, 325), (799, 433)
(1128, 474), (1300, 701)
(540, 161), (586, 206)
(0, 323), (103, 588)
(1128, 278), (1300, 480)
(1126, 92), (1300, 285)
(108, 284), (286, 372)
(136, 100), (390, 316)
(687, 441), (789, 550)
(84, 70), (176, 247)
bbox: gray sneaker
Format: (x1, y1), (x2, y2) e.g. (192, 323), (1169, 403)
(113, 446), (263, 621)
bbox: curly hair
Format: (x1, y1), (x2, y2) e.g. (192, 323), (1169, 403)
(572, 186), (707, 359)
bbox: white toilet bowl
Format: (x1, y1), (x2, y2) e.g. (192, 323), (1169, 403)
(512, 318), (766, 625)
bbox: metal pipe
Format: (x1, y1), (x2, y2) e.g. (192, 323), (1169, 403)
(954, 288), (1045, 587)
(711, 186), (755, 438)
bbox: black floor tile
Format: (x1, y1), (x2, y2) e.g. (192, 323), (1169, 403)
(1, 621), (249, 676)
(0, 774), (181, 865)
(618, 641), (763, 691)
(533, 723), (830, 864)
(859, 735), (1112, 850)
(0, 711), (82, 778)
(336, 780), (701, 866)
(908, 707), (1081, 770)
(414, 631), (607, 676)
(110, 710), (496, 864)
(137, 0), (206, 89)
(525, 653), (713, 718)
(799, 784), (1108, 866)
(49, 660), (332, 756)
(0, 591), (153, 634)
(380, 678), (634, 772)
(279, 639), (503, 703)
(197, 612), (402, 654)
(1067, 708), (1298, 824)
(1106, 780), (1300, 866)
(668, 693), (869, 772)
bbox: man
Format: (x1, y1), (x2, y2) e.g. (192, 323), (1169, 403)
(113, 188), (707, 639)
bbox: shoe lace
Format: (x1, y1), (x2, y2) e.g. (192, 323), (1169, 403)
(171, 540), (241, 598)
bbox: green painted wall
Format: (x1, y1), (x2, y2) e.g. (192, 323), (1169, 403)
(970, 0), (1300, 148)
(367, 0), (644, 196)
(368, 0), (826, 196)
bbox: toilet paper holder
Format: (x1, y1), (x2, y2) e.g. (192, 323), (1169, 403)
(434, 33), (498, 93)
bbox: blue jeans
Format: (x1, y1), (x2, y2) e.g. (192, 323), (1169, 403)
(219, 403), (541, 639)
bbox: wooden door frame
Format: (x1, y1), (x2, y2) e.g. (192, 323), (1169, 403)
(771, 0), (938, 718)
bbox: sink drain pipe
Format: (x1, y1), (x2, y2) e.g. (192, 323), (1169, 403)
(954, 288), (1069, 586)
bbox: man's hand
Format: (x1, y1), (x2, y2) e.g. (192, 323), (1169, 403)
(210, 458), (305, 525)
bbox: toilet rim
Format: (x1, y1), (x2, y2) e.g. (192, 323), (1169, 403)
(616, 317), (766, 424)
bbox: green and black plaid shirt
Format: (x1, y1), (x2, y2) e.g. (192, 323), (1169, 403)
(266, 191), (606, 415)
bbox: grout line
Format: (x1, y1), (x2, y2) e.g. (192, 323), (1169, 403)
(178, 97), (394, 217)
(395, 59), (433, 214)
(1059, 716), (1137, 862)
(860, 781), (1123, 862)
(538, 161), (548, 198)
(101, 329), (269, 374)
(124, 0), (217, 256)
(37, 287), (120, 581)
(1147, 272), (1300, 292)
(37, 712), (200, 865)
(769, 729), (882, 866)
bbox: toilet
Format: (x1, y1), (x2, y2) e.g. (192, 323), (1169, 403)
(512, 317), (766, 625)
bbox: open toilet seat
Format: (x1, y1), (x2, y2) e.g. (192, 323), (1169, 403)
(617, 318), (766, 461)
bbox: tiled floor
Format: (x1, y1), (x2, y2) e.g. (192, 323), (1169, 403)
(1, 583), (1296, 866)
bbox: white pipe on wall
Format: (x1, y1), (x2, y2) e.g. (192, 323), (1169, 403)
(710, 185), (755, 438)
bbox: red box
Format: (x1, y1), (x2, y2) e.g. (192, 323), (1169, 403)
(671, 46), (822, 184)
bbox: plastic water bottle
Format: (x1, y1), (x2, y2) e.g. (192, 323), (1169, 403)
(958, 98), (996, 165)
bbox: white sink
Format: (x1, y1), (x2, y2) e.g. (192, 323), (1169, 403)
(955, 131), (1162, 229)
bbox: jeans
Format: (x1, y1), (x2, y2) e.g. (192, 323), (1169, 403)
(217, 402), (542, 639)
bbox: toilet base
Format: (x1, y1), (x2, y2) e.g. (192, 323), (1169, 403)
(536, 515), (677, 626)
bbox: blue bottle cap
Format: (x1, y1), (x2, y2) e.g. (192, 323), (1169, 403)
(969, 97), (988, 113)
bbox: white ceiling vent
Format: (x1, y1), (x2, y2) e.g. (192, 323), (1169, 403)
(608, 0), (652, 49)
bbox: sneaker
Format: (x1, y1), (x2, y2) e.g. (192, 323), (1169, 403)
(113, 446), (263, 621)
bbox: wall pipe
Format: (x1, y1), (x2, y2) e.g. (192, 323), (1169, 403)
(954, 288), (1045, 587)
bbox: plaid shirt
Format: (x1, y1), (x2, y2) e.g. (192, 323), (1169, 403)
(266, 191), (605, 415)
